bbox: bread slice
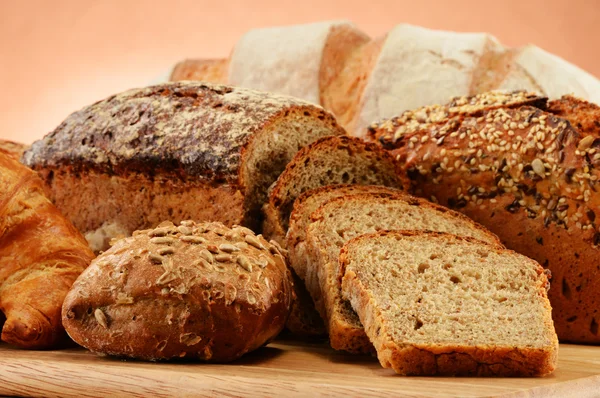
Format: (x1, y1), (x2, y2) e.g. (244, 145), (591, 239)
(284, 184), (402, 336)
(305, 193), (501, 353)
(287, 184), (403, 280)
(262, 136), (405, 243)
(340, 230), (558, 376)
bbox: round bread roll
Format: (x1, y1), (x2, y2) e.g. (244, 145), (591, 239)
(62, 221), (293, 362)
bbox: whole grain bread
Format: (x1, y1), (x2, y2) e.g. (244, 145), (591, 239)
(304, 193), (500, 353)
(62, 221), (292, 362)
(370, 93), (600, 343)
(287, 184), (403, 281)
(22, 82), (345, 252)
(340, 230), (558, 376)
(262, 136), (405, 243)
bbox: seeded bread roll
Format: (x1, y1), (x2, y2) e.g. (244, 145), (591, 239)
(340, 231), (558, 376)
(0, 139), (28, 161)
(262, 136), (405, 243)
(304, 193), (501, 354)
(370, 92), (600, 343)
(62, 221), (292, 362)
(22, 82), (345, 252)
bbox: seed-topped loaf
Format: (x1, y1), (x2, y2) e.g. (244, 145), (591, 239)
(304, 193), (500, 353)
(62, 221), (292, 362)
(22, 82), (345, 252)
(262, 136), (405, 243)
(370, 92), (600, 343)
(340, 231), (558, 376)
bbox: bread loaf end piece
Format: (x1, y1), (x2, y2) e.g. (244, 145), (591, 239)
(23, 82), (345, 249)
(340, 231), (558, 376)
(262, 136), (405, 243)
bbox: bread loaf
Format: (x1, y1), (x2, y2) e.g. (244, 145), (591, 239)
(262, 136), (405, 243)
(22, 82), (345, 252)
(340, 230), (558, 376)
(169, 22), (600, 138)
(304, 192), (500, 353)
(62, 221), (292, 362)
(0, 153), (94, 348)
(370, 92), (600, 343)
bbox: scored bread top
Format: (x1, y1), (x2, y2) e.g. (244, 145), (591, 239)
(23, 81), (341, 183)
(62, 220), (292, 362)
(369, 90), (547, 144)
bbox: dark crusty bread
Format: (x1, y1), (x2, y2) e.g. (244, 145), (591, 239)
(262, 136), (405, 243)
(340, 230), (558, 376)
(22, 82), (345, 252)
(304, 193), (500, 354)
(62, 221), (292, 362)
(0, 139), (28, 161)
(370, 92), (600, 343)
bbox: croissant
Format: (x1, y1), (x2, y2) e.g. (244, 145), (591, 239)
(0, 152), (94, 348)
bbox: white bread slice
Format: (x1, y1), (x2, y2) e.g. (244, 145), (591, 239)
(229, 20), (369, 105)
(353, 24), (504, 137)
(340, 230), (558, 376)
(498, 44), (600, 103)
(262, 136), (405, 243)
(304, 193), (501, 353)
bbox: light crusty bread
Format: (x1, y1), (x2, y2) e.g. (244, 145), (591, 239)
(229, 20), (368, 106)
(167, 22), (600, 138)
(287, 184), (403, 281)
(370, 92), (600, 344)
(340, 230), (558, 376)
(62, 221), (292, 362)
(304, 193), (501, 353)
(22, 82), (344, 252)
(262, 136), (405, 243)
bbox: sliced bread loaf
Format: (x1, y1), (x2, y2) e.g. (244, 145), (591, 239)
(340, 230), (558, 376)
(262, 136), (405, 243)
(287, 184), (403, 281)
(304, 193), (500, 353)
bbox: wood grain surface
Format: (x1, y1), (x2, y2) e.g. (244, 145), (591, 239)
(0, 339), (599, 397)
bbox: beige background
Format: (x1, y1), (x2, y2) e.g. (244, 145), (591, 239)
(1, 0), (599, 144)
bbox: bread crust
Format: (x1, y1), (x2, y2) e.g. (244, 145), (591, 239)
(340, 230), (558, 376)
(0, 153), (94, 348)
(62, 221), (292, 362)
(371, 94), (600, 343)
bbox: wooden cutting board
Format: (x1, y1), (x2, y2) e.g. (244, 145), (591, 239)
(0, 340), (599, 397)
